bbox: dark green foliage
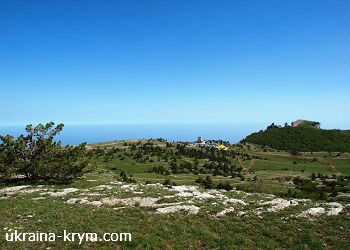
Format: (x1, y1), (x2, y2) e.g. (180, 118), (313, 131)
(148, 165), (171, 175)
(203, 176), (214, 189)
(0, 122), (92, 180)
(120, 171), (136, 183)
(311, 173), (316, 181)
(195, 177), (204, 184)
(216, 182), (233, 191)
(242, 127), (350, 152)
(103, 150), (115, 162)
(163, 179), (172, 186)
(282, 175), (350, 201)
(136, 142), (244, 177)
(196, 175), (214, 189)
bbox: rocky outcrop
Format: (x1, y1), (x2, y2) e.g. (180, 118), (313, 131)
(291, 120), (321, 128)
(266, 120), (320, 130)
(266, 123), (279, 130)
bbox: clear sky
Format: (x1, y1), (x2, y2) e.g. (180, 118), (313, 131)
(1, 0), (349, 129)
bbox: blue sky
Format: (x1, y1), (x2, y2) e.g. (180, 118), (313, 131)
(0, 0), (349, 129)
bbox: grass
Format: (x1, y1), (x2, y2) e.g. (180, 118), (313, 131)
(0, 139), (349, 249)
(332, 160), (350, 175)
(89, 140), (349, 199)
(1, 192), (349, 249)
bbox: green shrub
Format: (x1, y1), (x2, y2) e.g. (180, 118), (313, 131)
(0, 122), (92, 180)
(163, 179), (172, 186)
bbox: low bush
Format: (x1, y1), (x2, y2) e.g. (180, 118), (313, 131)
(0, 122), (94, 180)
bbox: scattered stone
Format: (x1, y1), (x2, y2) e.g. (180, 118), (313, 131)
(146, 183), (163, 187)
(79, 192), (102, 196)
(225, 198), (247, 206)
(327, 207), (343, 216)
(2, 181), (348, 218)
(20, 188), (47, 194)
(101, 197), (160, 207)
(156, 205), (200, 215)
(46, 188), (79, 197)
(192, 191), (215, 199)
(175, 192), (194, 197)
(90, 201), (103, 206)
(110, 181), (123, 185)
(337, 193), (350, 198)
(298, 207), (326, 218)
(324, 202), (344, 216)
(32, 197), (45, 200)
(216, 208), (235, 217)
(94, 185), (114, 191)
(65, 198), (102, 206)
(325, 202), (342, 207)
(120, 184), (138, 192)
(0, 185), (31, 194)
(163, 195), (176, 199)
(260, 198), (298, 213)
(294, 199), (311, 203)
(169, 185), (198, 192)
(113, 207), (127, 210)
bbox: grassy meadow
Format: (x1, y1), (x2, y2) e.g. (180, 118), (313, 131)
(0, 139), (349, 249)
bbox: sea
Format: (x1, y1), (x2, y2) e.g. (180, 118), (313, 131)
(0, 123), (265, 145)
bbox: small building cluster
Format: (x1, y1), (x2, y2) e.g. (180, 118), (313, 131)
(179, 136), (228, 150)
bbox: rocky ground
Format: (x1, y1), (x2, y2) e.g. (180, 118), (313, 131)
(1, 181), (348, 220)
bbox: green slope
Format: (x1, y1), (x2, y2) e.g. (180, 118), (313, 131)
(242, 127), (350, 152)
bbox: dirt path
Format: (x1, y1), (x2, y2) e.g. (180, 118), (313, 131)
(237, 158), (246, 169)
(237, 158), (255, 172)
(246, 159), (255, 172)
(320, 159), (341, 174)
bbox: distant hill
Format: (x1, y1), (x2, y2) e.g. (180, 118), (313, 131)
(242, 126), (350, 153)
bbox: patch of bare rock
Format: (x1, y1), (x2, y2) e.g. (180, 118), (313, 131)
(44, 188), (79, 197)
(0, 185), (31, 194)
(66, 198), (102, 206)
(156, 205), (200, 215)
(100, 197), (160, 207)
